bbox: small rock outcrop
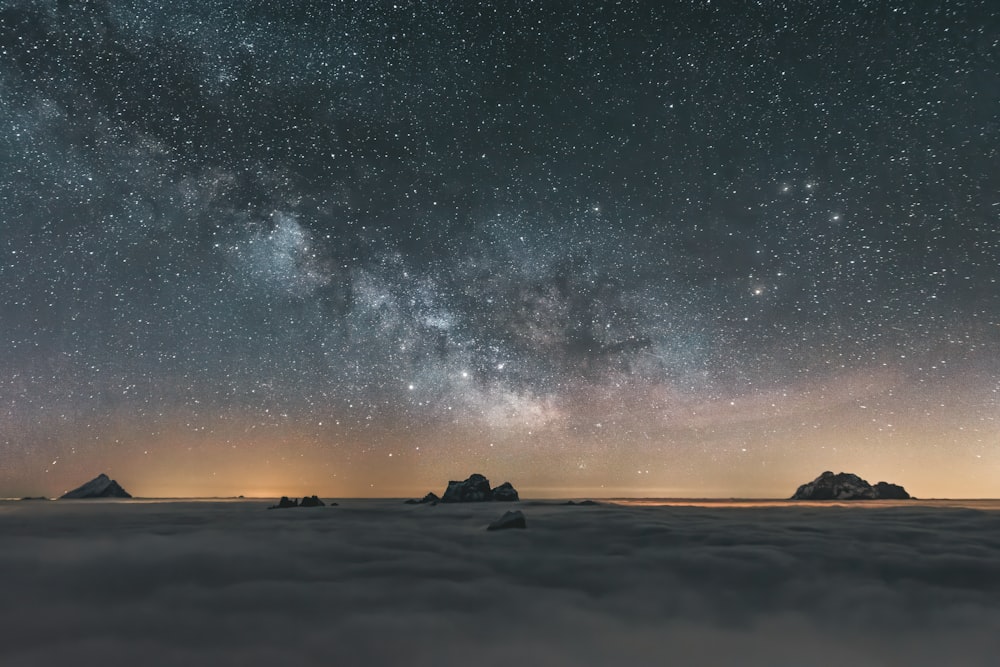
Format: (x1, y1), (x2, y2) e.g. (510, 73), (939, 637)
(269, 496), (299, 509)
(268, 495), (334, 509)
(563, 500), (600, 506)
(404, 492), (440, 505)
(491, 482), (519, 502)
(487, 510), (526, 531)
(59, 473), (132, 499)
(439, 474), (520, 503)
(791, 471), (911, 500)
(873, 481), (911, 500)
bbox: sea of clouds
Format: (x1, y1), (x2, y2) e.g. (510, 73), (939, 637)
(1, 499), (999, 666)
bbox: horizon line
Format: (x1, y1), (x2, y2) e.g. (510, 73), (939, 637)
(7, 495), (1000, 503)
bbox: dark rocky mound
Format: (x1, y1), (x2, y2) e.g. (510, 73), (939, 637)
(404, 492), (440, 505)
(873, 481), (911, 500)
(268, 495), (334, 509)
(439, 473), (519, 503)
(442, 473), (493, 502)
(487, 510), (526, 531)
(300, 495), (326, 507)
(268, 496), (299, 509)
(19, 496), (50, 501)
(491, 482), (519, 502)
(59, 473), (132, 499)
(563, 500), (600, 506)
(791, 471), (911, 500)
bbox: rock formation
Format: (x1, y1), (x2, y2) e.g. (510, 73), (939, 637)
(491, 481), (519, 501)
(487, 509), (526, 531)
(872, 481), (911, 500)
(404, 492), (440, 505)
(791, 471), (911, 500)
(439, 474), (519, 503)
(59, 473), (132, 499)
(268, 495), (334, 509)
(442, 473), (493, 502)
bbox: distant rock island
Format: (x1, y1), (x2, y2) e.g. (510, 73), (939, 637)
(267, 495), (333, 509)
(407, 473), (520, 504)
(59, 473), (132, 499)
(791, 471), (911, 500)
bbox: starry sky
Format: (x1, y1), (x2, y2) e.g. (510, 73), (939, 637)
(1, 0), (998, 499)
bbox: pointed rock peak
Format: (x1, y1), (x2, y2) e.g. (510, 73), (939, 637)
(492, 481), (519, 501)
(59, 473), (132, 499)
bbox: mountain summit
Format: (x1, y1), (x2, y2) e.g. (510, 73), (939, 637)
(59, 473), (132, 499)
(791, 471), (910, 500)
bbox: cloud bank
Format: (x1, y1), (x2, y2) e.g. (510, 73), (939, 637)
(1, 501), (999, 666)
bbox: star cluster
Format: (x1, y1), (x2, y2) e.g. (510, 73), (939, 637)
(1, 1), (997, 498)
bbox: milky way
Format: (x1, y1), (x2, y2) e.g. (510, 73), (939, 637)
(1, 1), (998, 498)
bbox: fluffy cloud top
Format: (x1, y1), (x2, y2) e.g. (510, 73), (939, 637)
(1, 500), (999, 666)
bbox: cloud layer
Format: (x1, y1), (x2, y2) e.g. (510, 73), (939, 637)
(2, 0), (998, 498)
(2, 500), (999, 666)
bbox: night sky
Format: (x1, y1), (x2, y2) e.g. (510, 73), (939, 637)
(1, 0), (998, 499)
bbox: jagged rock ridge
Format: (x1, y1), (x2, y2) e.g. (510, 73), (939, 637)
(791, 471), (911, 500)
(59, 473), (131, 499)
(407, 474), (520, 504)
(440, 473), (520, 503)
(268, 495), (332, 509)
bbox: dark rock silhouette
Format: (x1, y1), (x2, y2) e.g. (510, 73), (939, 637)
(873, 481), (911, 500)
(563, 500), (600, 506)
(268, 495), (335, 509)
(487, 510), (526, 531)
(791, 471), (911, 500)
(492, 482), (519, 502)
(404, 492), (440, 505)
(268, 496), (299, 509)
(299, 495), (325, 507)
(59, 473), (132, 499)
(19, 496), (49, 501)
(439, 474), (520, 503)
(442, 473), (493, 502)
